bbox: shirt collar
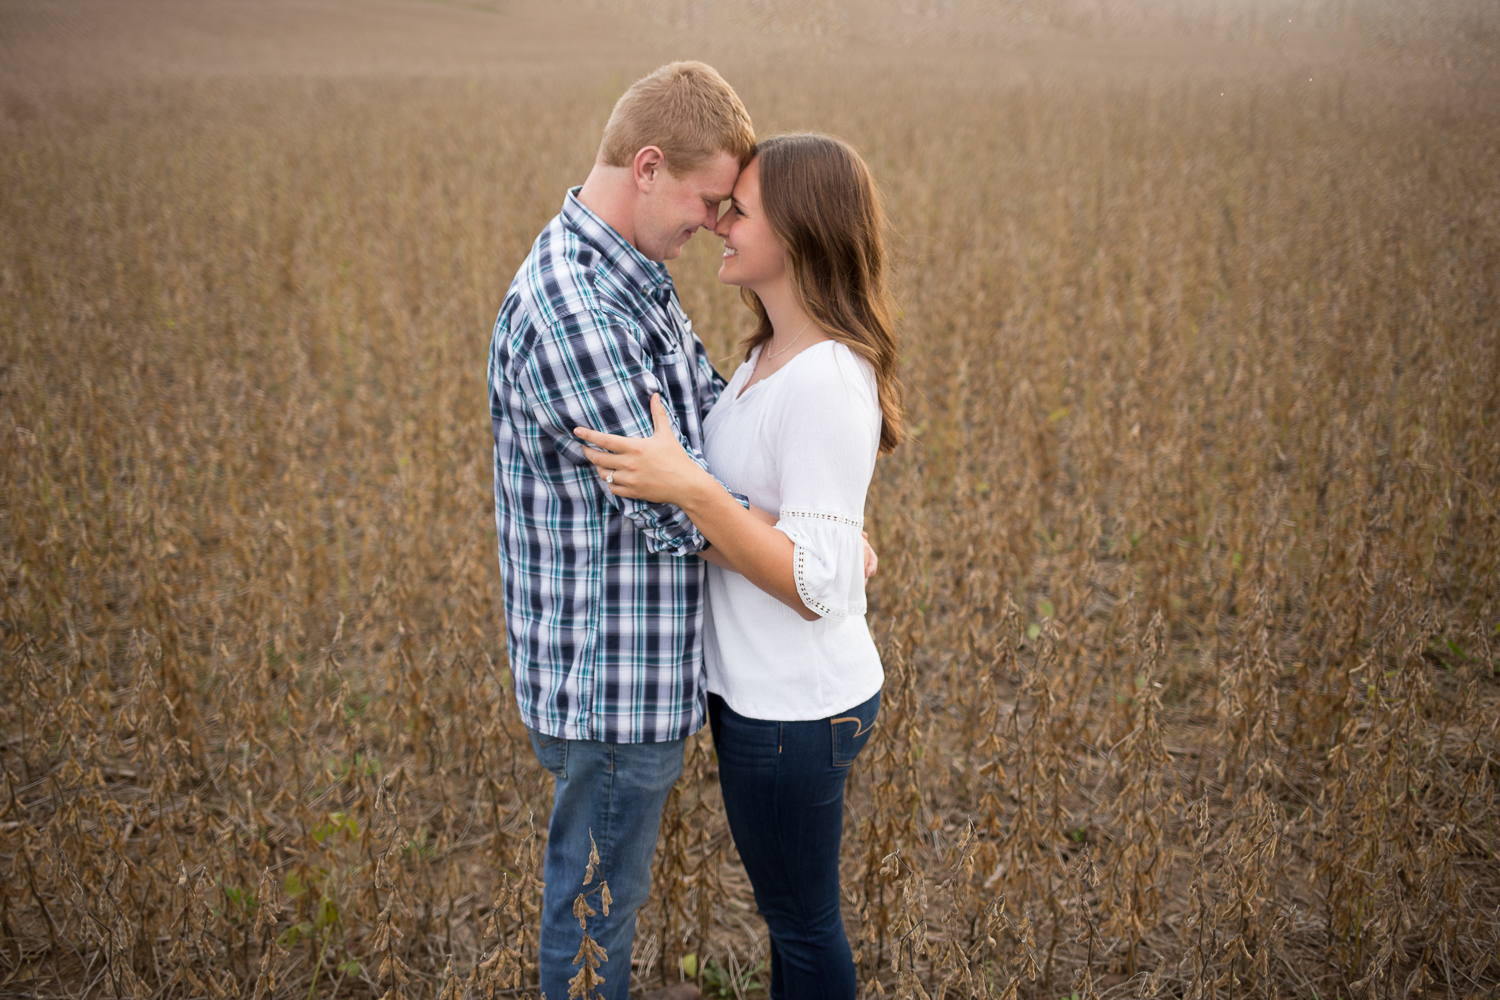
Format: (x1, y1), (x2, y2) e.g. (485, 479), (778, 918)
(561, 186), (674, 300)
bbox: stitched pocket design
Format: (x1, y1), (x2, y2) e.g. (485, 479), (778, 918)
(830, 713), (876, 768)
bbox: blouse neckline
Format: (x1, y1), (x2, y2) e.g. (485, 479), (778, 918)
(734, 338), (835, 401)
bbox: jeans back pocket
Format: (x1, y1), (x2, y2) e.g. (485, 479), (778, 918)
(830, 691), (880, 768)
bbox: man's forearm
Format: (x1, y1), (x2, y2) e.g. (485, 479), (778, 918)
(697, 545), (735, 571)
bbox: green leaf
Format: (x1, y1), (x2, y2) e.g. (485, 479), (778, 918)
(680, 953), (698, 978)
(284, 873), (307, 899)
(1026, 623), (1042, 641)
(1038, 600), (1055, 619)
(312, 811), (359, 845)
(277, 922), (314, 948)
(315, 897), (339, 931)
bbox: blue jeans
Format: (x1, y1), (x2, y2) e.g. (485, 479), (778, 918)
(708, 690), (880, 1000)
(528, 728), (686, 1000)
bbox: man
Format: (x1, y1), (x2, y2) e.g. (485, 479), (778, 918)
(487, 62), (755, 1000)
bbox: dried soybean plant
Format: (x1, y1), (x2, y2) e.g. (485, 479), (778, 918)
(4, 2), (1500, 998)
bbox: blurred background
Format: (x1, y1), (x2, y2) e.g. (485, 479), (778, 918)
(2, 2), (1497, 998)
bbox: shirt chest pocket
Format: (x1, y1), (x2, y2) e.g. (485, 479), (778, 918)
(644, 323), (687, 372)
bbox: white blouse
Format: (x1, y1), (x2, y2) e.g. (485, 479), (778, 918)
(701, 339), (885, 722)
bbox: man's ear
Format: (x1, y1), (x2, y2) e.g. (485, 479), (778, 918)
(633, 146), (665, 193)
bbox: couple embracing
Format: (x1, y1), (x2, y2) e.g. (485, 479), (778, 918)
(488, 60), (903, 1000)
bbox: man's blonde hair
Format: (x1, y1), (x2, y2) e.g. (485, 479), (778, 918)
(598, 61), (756, 175)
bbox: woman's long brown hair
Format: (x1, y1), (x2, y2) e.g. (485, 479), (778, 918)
(742, 133), (905, 454)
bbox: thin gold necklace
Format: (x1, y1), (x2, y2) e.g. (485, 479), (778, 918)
(764, 319), (813, 362)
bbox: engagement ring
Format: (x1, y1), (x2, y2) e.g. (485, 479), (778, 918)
(605, 472), (614, 485)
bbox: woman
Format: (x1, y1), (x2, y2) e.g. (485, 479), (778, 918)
(574, 132), (903, 1000)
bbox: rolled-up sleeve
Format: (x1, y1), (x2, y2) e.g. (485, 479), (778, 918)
(770, 350), (883, 618)
(512, 307), (714, 555)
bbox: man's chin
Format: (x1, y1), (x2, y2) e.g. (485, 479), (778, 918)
(643, 241), (682, 263)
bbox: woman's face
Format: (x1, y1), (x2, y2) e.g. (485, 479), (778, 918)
(713, 157), (786, 293)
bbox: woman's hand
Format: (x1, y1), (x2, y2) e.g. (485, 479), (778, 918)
(574, 394), (714, 505)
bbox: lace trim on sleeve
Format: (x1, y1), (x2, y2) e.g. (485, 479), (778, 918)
(780, 507), (864, 530)
(793, 542), (842, 619)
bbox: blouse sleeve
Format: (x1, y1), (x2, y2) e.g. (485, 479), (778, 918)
(771, 346), (882, 619)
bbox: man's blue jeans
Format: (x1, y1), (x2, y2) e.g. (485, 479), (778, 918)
(528, 728), (685, 1000)
(708, 690), (880, 1000)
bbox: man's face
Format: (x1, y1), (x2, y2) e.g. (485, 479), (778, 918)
(635, 150), (741, 262)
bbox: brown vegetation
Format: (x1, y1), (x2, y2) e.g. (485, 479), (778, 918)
(2, 2), (1498, 997)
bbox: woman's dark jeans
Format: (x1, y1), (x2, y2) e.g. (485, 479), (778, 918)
(708, 690), (880, 1000)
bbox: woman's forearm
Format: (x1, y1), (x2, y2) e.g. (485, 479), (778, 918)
(570, 396), (818, 619)
(682, 483), (818, 621)
(698, 505), (775, 569)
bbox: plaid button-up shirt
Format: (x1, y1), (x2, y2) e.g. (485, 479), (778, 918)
(489, 188), (731, 743)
